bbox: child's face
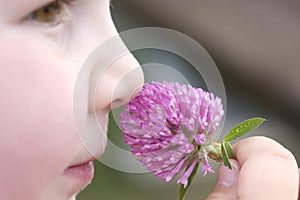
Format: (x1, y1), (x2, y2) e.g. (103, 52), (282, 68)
(0, 0), (143, 199)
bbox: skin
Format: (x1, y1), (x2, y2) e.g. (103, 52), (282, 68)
(208, 136), (299, 200)
(0, 0), (143, 199)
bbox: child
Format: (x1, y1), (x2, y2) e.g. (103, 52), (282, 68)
(0, 0), (143, 199)
(0, 1), (298, 200)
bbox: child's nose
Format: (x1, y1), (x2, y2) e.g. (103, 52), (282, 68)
(93, 53), (144, 113)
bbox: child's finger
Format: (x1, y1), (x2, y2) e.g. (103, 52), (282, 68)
(207, 159), (240, 200)
(233, 136), (299, 200)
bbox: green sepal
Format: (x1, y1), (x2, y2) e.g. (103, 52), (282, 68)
(223, 141), (234, 159)
(179, 161), (199, 200)
(221, 143), (232, 169)
(224, 117), (266, 142)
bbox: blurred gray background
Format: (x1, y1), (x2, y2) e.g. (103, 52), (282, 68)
(78, 1), (300, 199)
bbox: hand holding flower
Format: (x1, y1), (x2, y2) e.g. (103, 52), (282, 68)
(207, 136), (299, 200)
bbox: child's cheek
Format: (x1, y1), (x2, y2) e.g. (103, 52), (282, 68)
(0, 39), (78, 198)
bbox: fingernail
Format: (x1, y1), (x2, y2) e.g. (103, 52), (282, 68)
(217, 159), (240, 187)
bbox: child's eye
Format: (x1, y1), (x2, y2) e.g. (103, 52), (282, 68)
(33, 1), (60, 23)
(26, 0), (73, 26)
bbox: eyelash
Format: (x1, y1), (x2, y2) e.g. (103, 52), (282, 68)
(25, 0), (74, 27)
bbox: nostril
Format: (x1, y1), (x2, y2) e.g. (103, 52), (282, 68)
(93, 54), (144, 113)
(110, 99), (123, 110)
(110, 84), (143, 110)
(110, 82), (143, 109)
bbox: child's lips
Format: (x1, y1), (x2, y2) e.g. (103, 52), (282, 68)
(63, 161), (95, 196)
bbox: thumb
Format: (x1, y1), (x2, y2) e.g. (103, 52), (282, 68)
(207, 159), (240, 200)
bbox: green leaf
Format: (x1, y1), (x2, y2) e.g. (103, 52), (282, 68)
(224, 117), (266, 142)
(179, 161), (199, 200)
(221, 143), (232, 169)
(224, 141), (234, 159)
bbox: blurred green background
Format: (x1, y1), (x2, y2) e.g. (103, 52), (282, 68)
(78, 1), (300, 199)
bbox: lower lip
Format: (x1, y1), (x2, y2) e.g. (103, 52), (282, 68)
(63, 161), (94, 195)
